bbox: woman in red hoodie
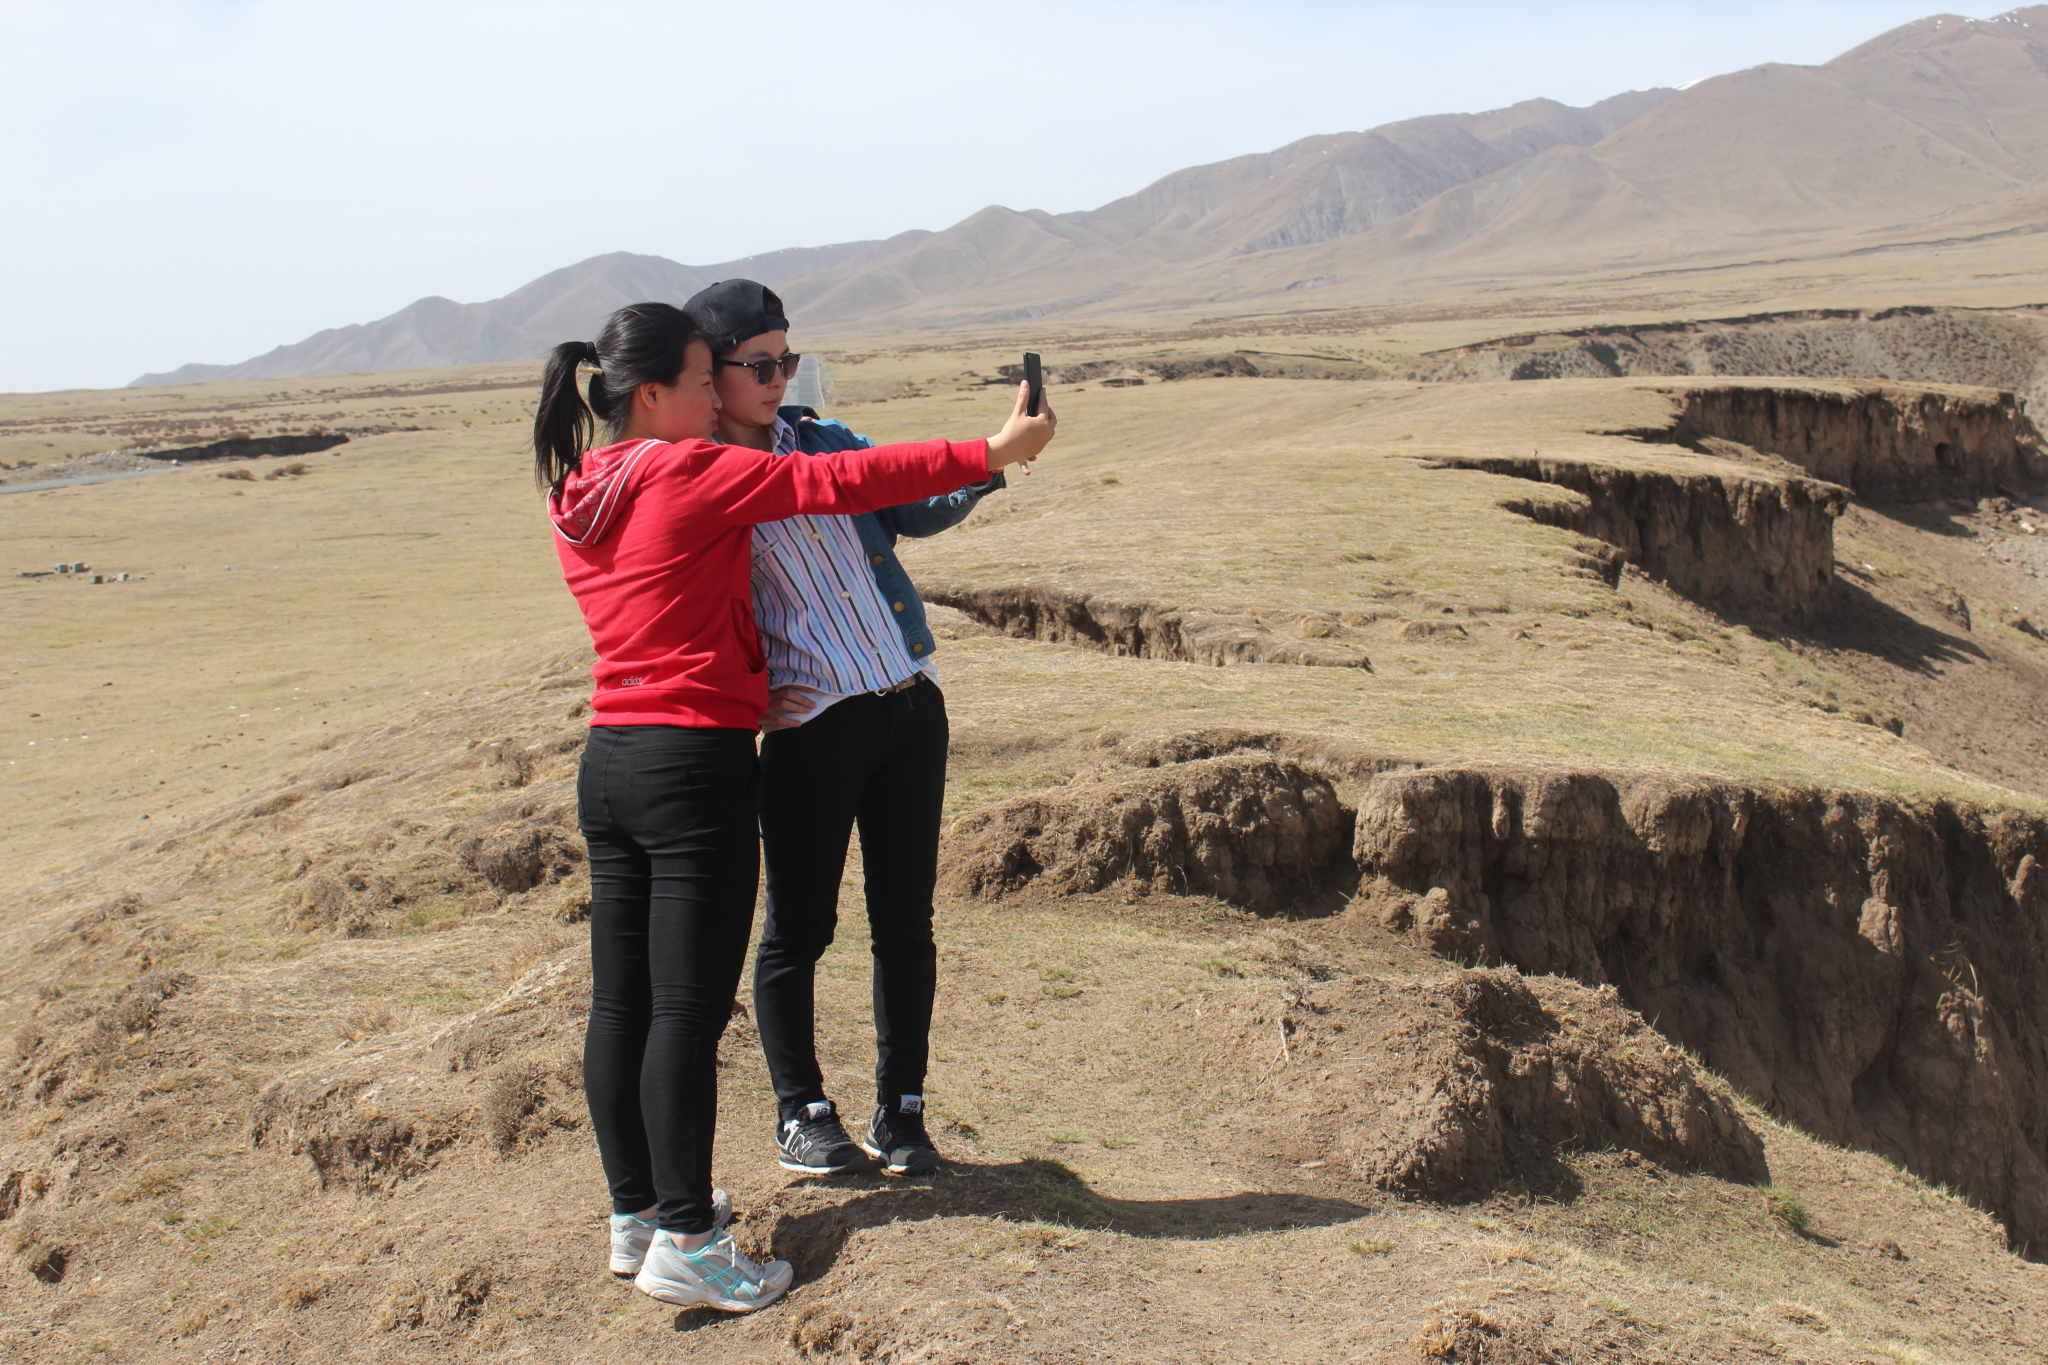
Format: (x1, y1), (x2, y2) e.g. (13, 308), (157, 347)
(535, 302), (1053, 1312)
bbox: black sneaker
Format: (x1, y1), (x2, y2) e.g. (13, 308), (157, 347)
(777, 1100), (869, 1174)
(860, 1094), (942, 1175)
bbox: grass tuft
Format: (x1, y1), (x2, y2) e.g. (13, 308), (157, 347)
(1762, 1184), (1810, 1235)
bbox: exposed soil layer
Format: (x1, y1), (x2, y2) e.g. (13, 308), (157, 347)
(1408, 306), (2048, 418)
(1428, 455), (1845, 620)
(921, 582), (1373, 668)
(139, 432), (351, 463)
(1350, 764), (2048, 1253)
(1438, 382), (2046, 626)
(1217, 967), (1767, 1196)
(941, 754), (1354, 911)
(1667, 383), (2048, 502)
(998, 349), (1381, 386)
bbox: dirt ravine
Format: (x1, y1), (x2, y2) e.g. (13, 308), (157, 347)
(921, 582), (1373, 669)
(1220, 967), (1770, 1197)
(1440, 380), (2048, 625)
(1429, 454), (1845, 620)
(1407, 306), (2048, 420)
(1350, 763), (2048, 1253)
(1671, 383), (2048, 503)
(943, 754), (1355, 911)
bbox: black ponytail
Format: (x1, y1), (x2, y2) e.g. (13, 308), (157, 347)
(532, 302), (707, 494)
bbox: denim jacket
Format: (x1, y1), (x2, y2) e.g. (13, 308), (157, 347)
(783, 405), (1004, 664)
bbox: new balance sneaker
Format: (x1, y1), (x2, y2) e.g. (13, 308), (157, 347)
(776, 1100), (869, 1174)
(607, 1188), (732, 1277)
(633, 1228), (793, 1313)
(860, 1094), (941, 1175)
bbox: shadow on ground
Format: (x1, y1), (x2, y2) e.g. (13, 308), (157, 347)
(753, 1156), (1372, 1282)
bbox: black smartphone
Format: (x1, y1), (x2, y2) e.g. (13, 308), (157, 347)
(1023, 352), (1044, 417)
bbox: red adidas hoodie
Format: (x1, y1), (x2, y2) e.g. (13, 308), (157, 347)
(549, 434), (991, 728)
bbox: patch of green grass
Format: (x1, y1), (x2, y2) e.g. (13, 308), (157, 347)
(1348, 1238), (1394, 1256)
(1762, 1185), (1810, 1235)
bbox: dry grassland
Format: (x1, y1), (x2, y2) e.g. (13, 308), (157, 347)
(0, 364), (539, 470)
(5, 302), (2048, 1362)
(802, 230), (2048, 398)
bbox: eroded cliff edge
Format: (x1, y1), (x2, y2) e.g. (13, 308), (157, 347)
(1432, 379), (2047, 622)
(938, 735), (2048, 1252)
(1429, 455), (1846, 619)
(1406, 306), (2048, 422)
(1353, 764), (2048, 1253)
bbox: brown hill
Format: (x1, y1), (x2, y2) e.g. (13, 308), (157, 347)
(127, 245), (875, 387)
(130, 92), (1675, 385)
(127, 7), (2048, 383)
(773, 6), (2048, 328)
(785, 92), (1674, 323)
(1324, 7), (2048, 278)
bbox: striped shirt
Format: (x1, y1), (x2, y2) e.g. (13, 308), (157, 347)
(751, 417), (936, 723)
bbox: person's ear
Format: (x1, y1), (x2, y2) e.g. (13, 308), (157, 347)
(636, 380), (665, 412)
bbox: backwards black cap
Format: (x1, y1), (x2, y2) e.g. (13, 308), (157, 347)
(682, 279), (790, 355)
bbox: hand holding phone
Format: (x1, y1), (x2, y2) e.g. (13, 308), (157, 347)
(984, 361), (1057, 472)
(1016, 352), (1045, 474)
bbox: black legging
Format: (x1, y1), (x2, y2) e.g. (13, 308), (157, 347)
(578, 724), (759, 1235)
(754, 676), (947, 1117)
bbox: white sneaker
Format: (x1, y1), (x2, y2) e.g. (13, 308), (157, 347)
(633, 1228), (793, 1313)
(608, 1188), (732, 1277)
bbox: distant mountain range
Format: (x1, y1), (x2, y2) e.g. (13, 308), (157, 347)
(132, 6), (2048, 387)
(131, 243), (878, 387)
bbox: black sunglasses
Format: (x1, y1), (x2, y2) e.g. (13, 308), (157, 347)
(715, 353), (802, 384)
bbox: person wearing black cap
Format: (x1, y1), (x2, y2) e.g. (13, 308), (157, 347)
(684, 279), (1016, 1178)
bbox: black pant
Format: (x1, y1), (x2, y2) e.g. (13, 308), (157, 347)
(578, 725), (759, 1234)
(754, 676), (948, 1118)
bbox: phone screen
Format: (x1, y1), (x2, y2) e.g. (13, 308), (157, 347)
(1023, 352), (1043, 418)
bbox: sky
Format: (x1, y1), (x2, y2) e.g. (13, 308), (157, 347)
(0, 0), (1961, 392)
